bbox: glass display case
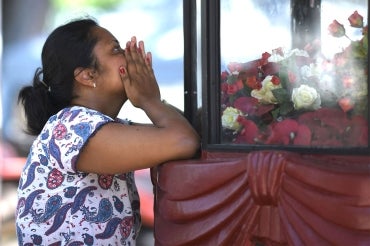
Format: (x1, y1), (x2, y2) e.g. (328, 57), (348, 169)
(199, 0), (368, 154)
(154, 1), (370, 245)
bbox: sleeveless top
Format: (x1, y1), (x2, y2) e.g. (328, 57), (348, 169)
(15, 106), (141, 246)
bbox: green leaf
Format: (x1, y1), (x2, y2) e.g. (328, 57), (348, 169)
(279, 102), (294, 116)
(278, 69), (289, 88)
(272, 88), (290, 103)
(227, 74), (238, 84)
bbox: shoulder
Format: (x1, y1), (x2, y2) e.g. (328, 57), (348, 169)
(58, 106), (113, 122)
(39, 106), (115, 143)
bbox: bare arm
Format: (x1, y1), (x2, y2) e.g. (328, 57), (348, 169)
(76, 37), (200, 174)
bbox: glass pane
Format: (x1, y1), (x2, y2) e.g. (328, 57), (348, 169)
(220, 0), (368, 149)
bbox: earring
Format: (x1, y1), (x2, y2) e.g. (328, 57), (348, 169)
(93, 83), (96, 88)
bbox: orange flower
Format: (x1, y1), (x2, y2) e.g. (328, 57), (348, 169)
(348, 11), (363, 28)
(338, 97), (355, 113)
(328, 20), (345, 37)
(246, 76), (261, 90)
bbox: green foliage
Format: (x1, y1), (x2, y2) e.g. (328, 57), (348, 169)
(272, 88), (294, 116)
(51, 0), (126, 11)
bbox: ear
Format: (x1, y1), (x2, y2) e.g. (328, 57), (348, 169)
(74, 67), (95, 87)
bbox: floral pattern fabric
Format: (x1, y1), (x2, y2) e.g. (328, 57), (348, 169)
(15, 106), (141, 246)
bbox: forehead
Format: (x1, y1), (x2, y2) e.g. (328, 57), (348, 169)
(93, 26), (118, 46)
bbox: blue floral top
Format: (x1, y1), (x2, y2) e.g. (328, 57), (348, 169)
(15, 106), (141, 246)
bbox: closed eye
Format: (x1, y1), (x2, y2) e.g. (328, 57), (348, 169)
(113, 46), (124, 54)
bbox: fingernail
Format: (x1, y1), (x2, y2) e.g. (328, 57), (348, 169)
(119, 67), (125, 75)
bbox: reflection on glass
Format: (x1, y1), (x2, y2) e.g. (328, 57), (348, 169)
(220, 0), (368, 148)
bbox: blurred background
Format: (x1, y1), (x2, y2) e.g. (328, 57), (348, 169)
(0, 0), (185, 245)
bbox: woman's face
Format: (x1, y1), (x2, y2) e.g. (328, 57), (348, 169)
(90, 26), (127, 102)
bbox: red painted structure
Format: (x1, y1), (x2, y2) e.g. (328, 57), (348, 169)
(153, 151), (370, 245)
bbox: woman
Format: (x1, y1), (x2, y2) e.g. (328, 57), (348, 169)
(15, 18), (199, 245)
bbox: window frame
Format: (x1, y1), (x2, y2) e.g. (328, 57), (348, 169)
(184, 0), (370, 155)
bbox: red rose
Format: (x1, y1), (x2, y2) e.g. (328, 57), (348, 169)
(235, 79), (244, 90)
(221, 71), (229, 81)
(260, 52), (271, 65)
(221, 82), (228, 93)
(235, 117), (259, 144)
(271, 75), (280, 85)
(227, 84), (238, 95)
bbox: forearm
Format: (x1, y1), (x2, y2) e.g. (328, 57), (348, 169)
(142, 100), (190, 129)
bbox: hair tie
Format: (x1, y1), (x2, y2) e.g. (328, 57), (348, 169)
(40, 80), (51, 92)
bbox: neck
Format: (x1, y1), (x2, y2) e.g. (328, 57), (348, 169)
(70, 98), (123, 119)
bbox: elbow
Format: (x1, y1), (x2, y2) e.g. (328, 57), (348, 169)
(178, 132), (201, 159)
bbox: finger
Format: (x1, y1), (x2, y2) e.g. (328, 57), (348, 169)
(145, 51), (152, 67)
(128, 37), (145, 65)
(138, 41), (146, 59)
(130, 36), (137, 52)
(125, 40), (144, 74)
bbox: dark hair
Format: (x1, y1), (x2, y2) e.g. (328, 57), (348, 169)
(18, 18), (99, 135)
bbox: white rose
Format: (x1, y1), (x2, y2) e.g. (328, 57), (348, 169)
(268, 48), (309, 63)
(268, 53), (285, 62)
(287, 48), (309, 58)
(291, 84), (321, 110)
(251, 75), (282, 104)
(221, 107), (243, 130)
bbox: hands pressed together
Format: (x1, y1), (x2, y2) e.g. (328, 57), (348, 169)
(119, 36), (161, 110)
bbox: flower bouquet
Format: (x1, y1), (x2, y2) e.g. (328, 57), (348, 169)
(221, 11), (368, 148)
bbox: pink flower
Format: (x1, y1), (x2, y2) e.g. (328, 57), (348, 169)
(348, 11), (363, 28)
(227, 62), (243, 73)
(328, 20), (345, 37)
